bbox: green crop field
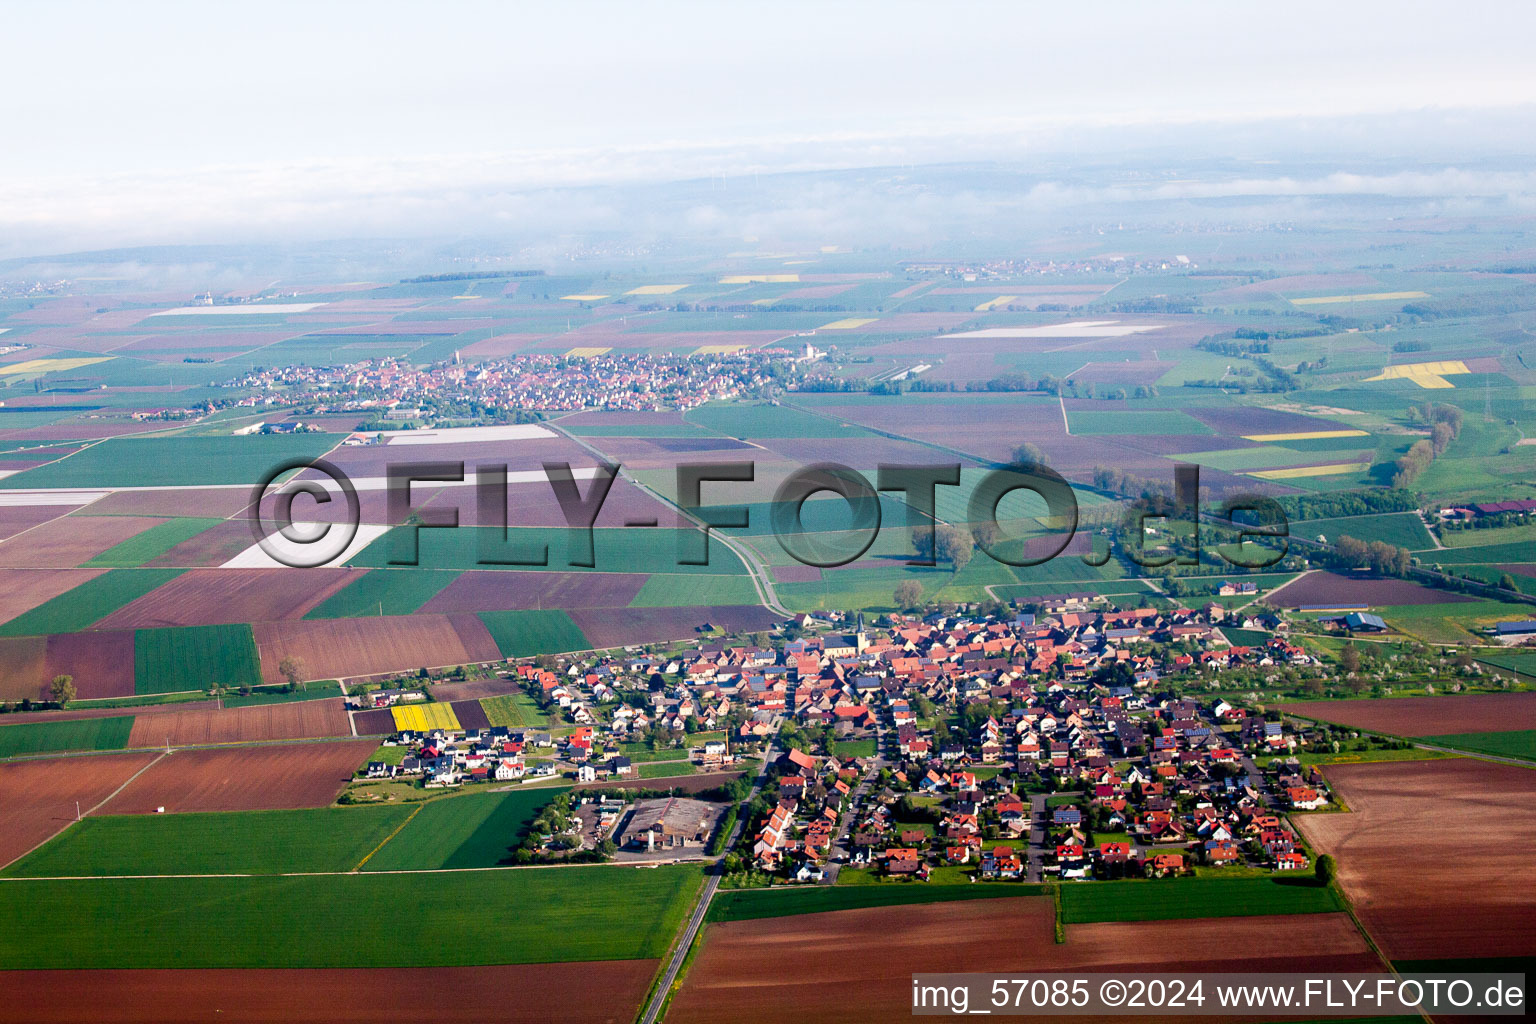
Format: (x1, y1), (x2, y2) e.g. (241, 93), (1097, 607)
(481, 692), (557, 729)
(0, 568), (185, 637)
(1421, 540), (1536, 565)
(363, 788), (562, 871)
(1066, 409), (1213, 436)
(0, 433), (344, 489)
(1, 805), (415, 877)
(477, 609), (590, 658)
(1377, 600), (1533, 645)
(635, 761), (698, 779)
(1058, 876), (1341, 924)
(709, 884), (1044, 923)
(628, 573), (759, 607)
(80, 518), (226, 567)
(685, 403), (872, 438)
(133, 623), (262, 694)
(303, 568), (461, 618)
(0, 864), (704, 968)
(1296, 513), (1434, 550)
(220, 680), (345, 707)
(350, 526), (751, 576)
(831, 738), (877, 758)
(0, 715), (134, 758)
(1421, 729), (1536, 760)
(1440, 522), (1536, 549)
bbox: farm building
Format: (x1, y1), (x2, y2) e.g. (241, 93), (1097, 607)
(618, 797), (723, 851)
(1494, 620), (1536, 637)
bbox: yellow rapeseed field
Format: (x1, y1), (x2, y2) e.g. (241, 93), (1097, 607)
(0, 357), (113, 374)
(1289, 291), (1428, 305)
(1363, 360), (1471, 389)
(973, 296), (1019, 312)
(1241, 429), (1370, 442)
(1249, 462), (1370, 480)
(390, 702), (461, 733)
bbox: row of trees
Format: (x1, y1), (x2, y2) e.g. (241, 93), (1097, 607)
(1329, 535), (1412, 576)
(1393, 402), (1464, 487)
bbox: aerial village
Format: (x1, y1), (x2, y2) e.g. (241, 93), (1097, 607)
(349, 588), (1351, 884)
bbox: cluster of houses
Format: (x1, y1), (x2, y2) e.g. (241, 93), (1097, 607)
(224, 347), (794, 416)
(366, 725), (562, 787)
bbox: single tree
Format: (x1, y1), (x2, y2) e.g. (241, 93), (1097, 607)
(952, 542), (973, 574)
(1315, 853), (1338, 885)
(277, 655), (307, 691)
(893, 580), (924, 610)
(49, 674), (76, 707)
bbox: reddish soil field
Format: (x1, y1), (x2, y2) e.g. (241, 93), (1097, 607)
(322, 436), (587, 477)
(1269, 570), (1475, 608)
(461, 333), (551, 358)
(0, 421), (181, 441)
(0, 700), (217, 727)
(1190, 406), (1357, 437)
(419, 571), (647, 613)
(124, 699), (351, 747)
(1204, 272), (1378, 303)
(0, 752), (158, 868)
(0, 568), (108, 628)
(0, 636), (48, 700)
(772, 564), (823, 583)
(1497, 561), (1536, 579)
(96, 568), (364, 628)
(45, 630), (136, 699)
(447, 612), (502, 663)
(144, 520), (263, 566)
(1295, 758), (1536, 961)
(450, 699), (491, 731)
(352, 708), (397, 736)
(1279, 691), (1536, 736)
(0, 504), (69, 541)
(102, 740), (376, 814)
(253, 615), (500, 684)
(669, 900), (1378, 1024)
(78, 488), (256, 518)
(569, 605), (776, 649)
(0, 515), (166, 568)
(577, 770), (743, 794)
(428, 677), (524, 701)
(0, 961), (659, 1024)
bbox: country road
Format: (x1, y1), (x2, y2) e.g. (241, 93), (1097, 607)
(638, 741), (776, 1024)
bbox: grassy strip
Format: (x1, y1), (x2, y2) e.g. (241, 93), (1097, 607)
(708, 883), (1045, 923)
(1059, 876), (1341, 924)
(0, 865), (704, 968)
(0, 715), (134, 758)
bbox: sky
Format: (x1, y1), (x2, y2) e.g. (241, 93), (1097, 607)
(3, 0), (1535, 257)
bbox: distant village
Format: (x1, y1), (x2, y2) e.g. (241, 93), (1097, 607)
(223, 348), (807, 418)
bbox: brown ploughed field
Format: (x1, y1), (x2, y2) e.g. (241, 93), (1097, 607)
(101, 741), (374, 814)
(253, 615), (496, 683)
(0, 516), (166, 568)
(0, 752), (157, 868)
(1294, 758), (1536, 961)
(0, 567), (107, 625)
(1279, 691), (1536, 736)
(668, 899), (1378, 1024)
(96, 567), (363, 627)
(0, 961), (658, 1024)
(1268, 570), (1473, 607)
(124, 699), (350, 747)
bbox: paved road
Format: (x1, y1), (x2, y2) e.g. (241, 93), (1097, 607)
(1025, 793), (1048, 882)
(637, 742), (776, 1024)
(551, 422), (790, 616)
(824, 718), (889, 881)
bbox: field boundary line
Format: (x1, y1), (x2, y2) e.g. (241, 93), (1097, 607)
(352, 802), (422, 872)
(0, 749), (167, 874)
